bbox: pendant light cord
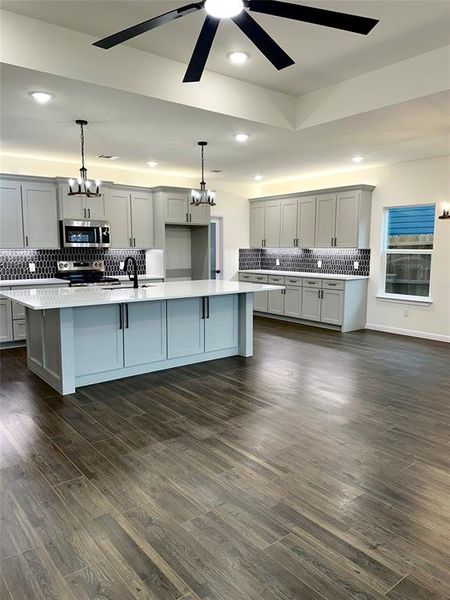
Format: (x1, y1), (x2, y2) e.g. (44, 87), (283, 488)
(80, 122), (85, 170)
(200, 143), (205, 186)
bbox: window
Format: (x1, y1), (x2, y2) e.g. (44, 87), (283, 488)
(382, 205), (435, 300)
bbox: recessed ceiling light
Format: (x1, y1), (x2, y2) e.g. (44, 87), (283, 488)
(29, 91), (54, 104)
(227, 51), (250, 64)
(98, 154), (120, 160)
(234, 133), (249, 143)
(205, 0), (244, 19)
(352, 155), (365, 163)
(147, 161), (158, 168)
(254, 174), (263, 181)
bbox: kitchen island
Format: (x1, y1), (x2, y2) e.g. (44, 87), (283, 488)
(1, 280), (283, 395)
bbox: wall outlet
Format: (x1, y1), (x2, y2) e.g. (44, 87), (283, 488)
(353, 261), (359, 270)
(275, 258), (280, 266)
(317, 260), (322, 268)
(29, 262), (36, 273)
(119, 261), (125, 270)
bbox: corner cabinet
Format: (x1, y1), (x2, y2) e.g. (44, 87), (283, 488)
(250, 185), (373, 249)
(108, 187), (154, 249)
(0, 178), (59, 249)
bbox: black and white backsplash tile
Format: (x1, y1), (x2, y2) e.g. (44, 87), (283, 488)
(239, 248), (370, 276)
(0, 248), (146, 280)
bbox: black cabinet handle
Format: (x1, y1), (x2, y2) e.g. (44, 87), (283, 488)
(118, 304), (123, 329)
(201, 297), (205, 320)
(125, 304), (129, 329)
(206, 296), (210, 319)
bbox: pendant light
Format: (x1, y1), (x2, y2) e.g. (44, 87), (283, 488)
(191, 141), (216, 207)
(68, 119), (101, 197)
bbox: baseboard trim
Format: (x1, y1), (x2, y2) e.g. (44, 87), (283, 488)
(365, 323), (450, 343)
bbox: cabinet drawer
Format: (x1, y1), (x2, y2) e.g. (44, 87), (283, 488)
(250, 274), (269, 284)
(322, 279), (344, 290)
(239, 273), (253, 282)
(13, 319), (26, 341)
(12, 300), (26, 320)
(303, 278), (322, 288)
(268, 275), (284, 284)
(284, 276), (302, 286)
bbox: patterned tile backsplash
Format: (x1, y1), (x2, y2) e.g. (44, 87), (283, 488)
(0, 248), (146, 280)
(239, 248), (370, 276)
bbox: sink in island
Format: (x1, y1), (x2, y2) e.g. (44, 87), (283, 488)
(2, 280), (284, 395)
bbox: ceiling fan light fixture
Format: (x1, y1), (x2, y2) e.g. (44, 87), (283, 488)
(204, 0), (244, 19)
(227, 51), (250, 64)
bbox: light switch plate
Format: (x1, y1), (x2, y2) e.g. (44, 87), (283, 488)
(29, 262), (36, 273)
(317, 260), (322, 268)
(275, 259), (280, 266)
(353, 261), (359, 270)
(119, 261), (125, 270)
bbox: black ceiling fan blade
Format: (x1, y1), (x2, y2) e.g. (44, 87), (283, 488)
(93, 2), (203, 49)
(183, 15), (220, 82)
(232, 11), (294, 70)
(248, 1), (379, 35)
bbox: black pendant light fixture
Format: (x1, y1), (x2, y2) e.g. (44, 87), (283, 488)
(191, 141), (216, 206)
(68, 119), (101, 197)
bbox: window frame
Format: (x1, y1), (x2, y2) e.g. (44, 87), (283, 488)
(380, 204), (435, 303)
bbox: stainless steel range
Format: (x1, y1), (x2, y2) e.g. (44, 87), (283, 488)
(56, 260), (120, 287)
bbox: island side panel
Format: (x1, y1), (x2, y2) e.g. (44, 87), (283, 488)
(238, 292), (254, 357)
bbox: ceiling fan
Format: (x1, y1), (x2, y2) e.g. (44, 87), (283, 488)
(93, 0), (379, 83)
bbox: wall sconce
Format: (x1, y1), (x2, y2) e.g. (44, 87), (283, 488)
(439, 202), (450, 220)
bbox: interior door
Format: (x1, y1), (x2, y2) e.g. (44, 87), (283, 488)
(301, 288), (321, 322)
(0, 180), (24, 248)
(315, 194), (336, 248)
(164, 192), (189, 224)
(130, 192), (153, 248)
(167, 297), (204, 358)
(250, 204), (265, 248)
(124, 301), (167, 366)
(205, 294), (238, 352)
(284, 287), (302, 318)
(264, 201), (281, 247)
(335, 191), (359, 247)
(280, 198), (298, 247)
(109, 191), (131, 248)
(321, 290), (344, 325)
(21, 182), (58, 248)
(297, 196), (316, 248)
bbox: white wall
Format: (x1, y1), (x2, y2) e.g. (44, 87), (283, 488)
(259, 155), (450, 341)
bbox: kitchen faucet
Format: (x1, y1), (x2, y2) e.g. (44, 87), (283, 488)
(123, 257), (138, 289)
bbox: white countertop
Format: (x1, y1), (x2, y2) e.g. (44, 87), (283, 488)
(1, 280), (284, 310)
(239, 270), (368, 281)
(0, 275), (163, 288)
(116, 275), (164, 282)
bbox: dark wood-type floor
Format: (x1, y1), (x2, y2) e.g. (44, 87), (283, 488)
(1, 317), (449, 600)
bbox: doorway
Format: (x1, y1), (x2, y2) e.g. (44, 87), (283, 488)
(210, 216), (224, 280)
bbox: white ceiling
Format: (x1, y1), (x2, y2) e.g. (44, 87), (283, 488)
(2, 64), (449, 182)
(2, 0), (450, 95)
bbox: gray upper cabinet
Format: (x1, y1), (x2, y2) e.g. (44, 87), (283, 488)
(109, 188), (153, 249)
(58, 183), (108, 220)
(280, 199), (298, 247)
(21, 182), (58, 249)
(130, 191), (153, 249)
(280, 196), (315, 248)
(315, 194), (337, 248)
(250, 200), (280, 248)
(163, 190), (210, 225)
(190, 203), (210, 225)
(250, 203), (265, 248)
(0, 180), (23, 248)
(109, 190), (131, 248)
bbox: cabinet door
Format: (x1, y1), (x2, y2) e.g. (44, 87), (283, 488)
(250, 204), (265, 248)
(335, 191), (359, 247)
(321, 290), (344, 325)
(284, 287), (302, 318)
(164, 192), (189, 224)
(253, 291), (268, 312)
(279, 199), (298, 247)
(13, 319), (26, 341)
(86, 194), (108, 220)
(21, 182), (59, 249)
(167, 297), (204, 358)
(130, 192), (153, 249)
(73, 304), (124, 376)
(59, 185), (85, 219)
(301, 288), (321, 322)
(0, 299), (13, 342)
(297, 196), (316, 248)
(267, 289), (284, 315)
(0, 180), (23, 248)
(109, 191), (132, 249)
(12, 300), (26, 320)
(189, 204), (210, 225)
(205, 294), (238, 352)
(315, 194), (336, 248)
(264, 201), (281, 247)
(124, 301), (167, 366)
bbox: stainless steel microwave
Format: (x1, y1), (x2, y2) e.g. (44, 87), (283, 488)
(60, 219), (111, 248)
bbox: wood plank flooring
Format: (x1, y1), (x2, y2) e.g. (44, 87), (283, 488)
(1, 317), (449, 600)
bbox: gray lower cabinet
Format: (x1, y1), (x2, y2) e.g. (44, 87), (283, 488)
(301, 288), (322, 322)
(284, 286), (302, 318)
(204, 295), (238, 352)
(124, 301), (166, 366)
(268, 289), (284, 315)
(167, 297), (204, 358)
(0, 299), (13, 342)
(321, 290), (344, 325)
(253, 291), (268, 312)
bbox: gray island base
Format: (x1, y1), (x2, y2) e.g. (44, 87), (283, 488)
(2, 281), (283, 395)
